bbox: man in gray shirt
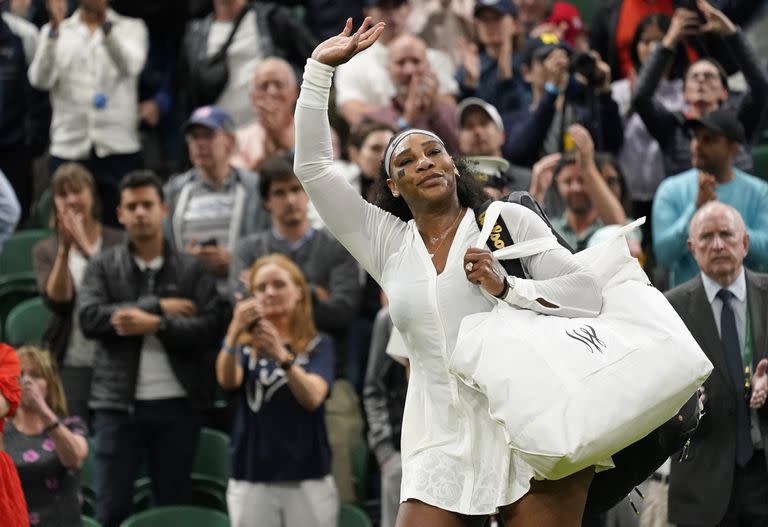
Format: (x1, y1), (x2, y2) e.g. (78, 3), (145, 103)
(164, 105), (270, 296)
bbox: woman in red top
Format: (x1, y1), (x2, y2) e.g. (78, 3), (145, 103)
(0, 342), (29, 527)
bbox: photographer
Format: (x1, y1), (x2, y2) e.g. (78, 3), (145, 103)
(502, 33), (624, 169)
(631, 0), (768, 178)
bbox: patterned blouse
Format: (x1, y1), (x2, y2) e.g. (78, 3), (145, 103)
(5, 416), (87, 527)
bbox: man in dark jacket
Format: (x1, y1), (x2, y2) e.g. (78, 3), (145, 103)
(632, 3), (768, 178)
(0, 8), (49, 223)
(502, 32), (624, 168)
(79, 170), (227, 527)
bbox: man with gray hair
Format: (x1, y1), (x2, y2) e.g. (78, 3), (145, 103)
(665, 201), (768, 527)
(230, 57), (299, 172)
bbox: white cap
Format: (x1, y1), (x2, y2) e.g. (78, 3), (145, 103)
(456, 97), (504, 131)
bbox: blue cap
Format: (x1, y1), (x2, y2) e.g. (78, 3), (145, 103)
(183, 105), (235, 134)
(474, 0), (517, 17)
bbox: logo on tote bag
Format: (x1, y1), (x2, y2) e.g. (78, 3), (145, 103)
(565, 325), (606, 354)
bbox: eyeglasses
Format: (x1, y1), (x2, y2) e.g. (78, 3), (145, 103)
(687, 71), (719, 83)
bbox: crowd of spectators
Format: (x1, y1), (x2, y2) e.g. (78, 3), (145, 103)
(0, 0), (767, 526)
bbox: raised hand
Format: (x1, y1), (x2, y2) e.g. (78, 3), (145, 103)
(311, 17), (386, 68)
(662, 8), (702, 48)
(697, 0), (737, 35)
(530, 152), (562, 203)
(46, 0), (67, 30)
(569, 124), (595, 168)
(750, 358), (767, 409)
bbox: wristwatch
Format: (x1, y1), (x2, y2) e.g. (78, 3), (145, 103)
(279, 353), (297, 371)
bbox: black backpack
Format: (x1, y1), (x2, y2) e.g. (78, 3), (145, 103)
(473, 192), (701, 513)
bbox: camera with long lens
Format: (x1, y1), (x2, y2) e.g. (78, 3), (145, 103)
(569, 52), (601, 88)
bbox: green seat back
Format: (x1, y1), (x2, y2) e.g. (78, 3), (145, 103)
(0, 229), (51, 275)
(351, 441), (370, 506)
(752, 144), (768, 182)
(5, 297), (50, 346)
(192, 427), (231, 488)
(119, 506), (229, 527)
(0, 273), (39, 337)
(81, 515), (102, 527)
(339, 504), (373, 527)
(27, 189), (53, 230)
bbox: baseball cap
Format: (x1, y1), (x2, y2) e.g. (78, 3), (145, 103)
(474, 0), (517, 17)
(546, 2), (585, 46)
(183, 105), (235, 134)
(456, 98), (504, 131)
(685, 109), (746, 144)
(521, 32), (570, 65)
(465, 156), (511, 190)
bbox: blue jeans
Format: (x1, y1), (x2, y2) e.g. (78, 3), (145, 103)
(92, 399), (200, 527)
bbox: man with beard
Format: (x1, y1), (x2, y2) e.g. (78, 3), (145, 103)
(456, 97), (531, 193)
(652, 109), (768, 288)
(363, 32), (458, 154)
(544, 124), (629, 251)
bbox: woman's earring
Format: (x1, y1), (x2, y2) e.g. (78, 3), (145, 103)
(392, 190), (400, 198)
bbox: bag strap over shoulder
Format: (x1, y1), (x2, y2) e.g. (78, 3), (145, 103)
(213, 2), (251, 59)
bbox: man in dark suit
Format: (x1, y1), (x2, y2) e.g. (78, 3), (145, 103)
(665, 201), (768, 527)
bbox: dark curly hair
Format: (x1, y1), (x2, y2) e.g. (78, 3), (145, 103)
(371, 155), (490, 222)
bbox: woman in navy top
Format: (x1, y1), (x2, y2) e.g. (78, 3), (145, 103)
(216, 254), (337, 527)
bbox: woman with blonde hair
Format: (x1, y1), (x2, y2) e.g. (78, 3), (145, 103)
(5, 346), (89, 527)
(216, 254), (338, 527)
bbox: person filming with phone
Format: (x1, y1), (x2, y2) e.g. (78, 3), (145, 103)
(631, 0), (768, 178)
(164, 105), (271, 297)
(216, 254), (338, 527)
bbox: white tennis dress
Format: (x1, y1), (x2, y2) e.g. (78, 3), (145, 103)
(294, 59), (602, 515)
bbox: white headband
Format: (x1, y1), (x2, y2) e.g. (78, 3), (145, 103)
(383, 129), (445, 178)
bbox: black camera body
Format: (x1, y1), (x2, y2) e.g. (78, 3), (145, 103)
(570, 52), (601, 88)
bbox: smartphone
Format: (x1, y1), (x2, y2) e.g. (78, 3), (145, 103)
(677, 0), (707, 24)
(200, 238), (218, 247)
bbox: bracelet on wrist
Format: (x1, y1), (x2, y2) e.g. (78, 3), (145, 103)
(44, 419), (61, 434)
(222, 339), (238, 356)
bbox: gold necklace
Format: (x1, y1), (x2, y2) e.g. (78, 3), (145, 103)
(422, 207), (464, 259)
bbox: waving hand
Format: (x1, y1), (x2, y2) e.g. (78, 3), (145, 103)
(311, 17), (386, 68)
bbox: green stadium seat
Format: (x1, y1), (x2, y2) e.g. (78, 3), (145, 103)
(119, 506), (229, 527)
(339, 503), (373, 527)
(752, 144), (768, 182)
(191, 427), (231, 493)
(81, 515), (102, 527)
(351, 441), (370, 507)
(4, 297), (50, 346)
(0, 229), (51, 275)
(0, 273), (39, 337)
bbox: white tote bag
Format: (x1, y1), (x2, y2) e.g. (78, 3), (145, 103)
(447, 202), (713, 480)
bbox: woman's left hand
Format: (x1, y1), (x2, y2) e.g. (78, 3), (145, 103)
(463, 247), (508, 298)
(249, 319), (293, 363)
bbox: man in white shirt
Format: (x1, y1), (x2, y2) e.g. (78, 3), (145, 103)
(179, 0), (316, 127)
(334, 0), (458, 127)
(28, 0), (148, 227)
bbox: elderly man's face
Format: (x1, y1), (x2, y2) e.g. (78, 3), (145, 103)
(388, 36), (428, 93)
(250, 60), (298, 113)
(689, 207), (749, 286)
